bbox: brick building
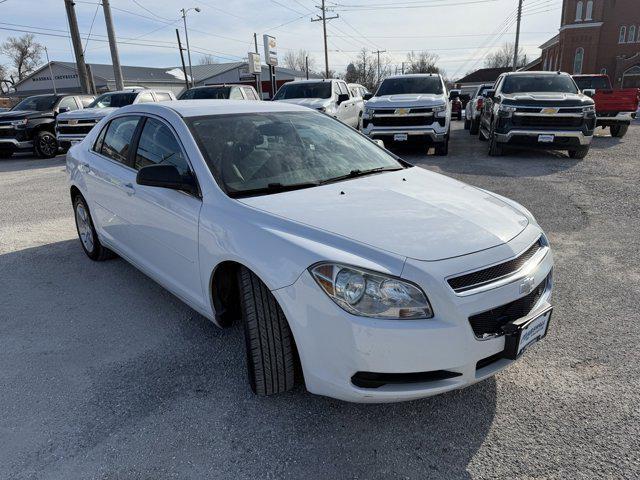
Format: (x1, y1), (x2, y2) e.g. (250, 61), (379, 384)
(539, 0), (640, 87)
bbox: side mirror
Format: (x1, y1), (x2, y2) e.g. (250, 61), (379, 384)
(136, 164), (197, 195)
(363, 93), (373, 101)
(57, 107), (69, 115)
(582, 88), (595, 98)
(485, 90), (496, 100)
(337, 93), (350, 104)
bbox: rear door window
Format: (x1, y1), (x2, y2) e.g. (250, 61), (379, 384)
(154, 92), (172, 101)
(229, 87), (244, 100)
(137, 92), (155, 103)
(134, 117), (190, 175)
(100, 116), (141, 165)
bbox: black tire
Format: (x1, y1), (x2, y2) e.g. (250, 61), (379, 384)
(0, 150), (13, 158)
(72, 194), (116, 261)
(568, 146), (589, 159)
(464, 118), (471, 130)
(434, 138), (449, 156)
(478, 124), (489, 141)
(488, 129), (503, 156)
(239, 267), (296, 396)
(610, 124), (629, 138)
(34, 130), (58, 158)
(470, 118), (480, 135)
(457, 112), (462, 121)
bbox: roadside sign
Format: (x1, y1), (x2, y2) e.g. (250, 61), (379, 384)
(248, 52), (261, 74)
(263, 35), (278, 66)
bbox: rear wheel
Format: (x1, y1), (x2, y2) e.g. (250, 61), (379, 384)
(470, 118), (480, 135)
(73, 194), (116, 261)
(568, 146), (589, 159)
(34, 130), (58, 158)
(610, 124), (629, 138)
(239, 266), (297, 396)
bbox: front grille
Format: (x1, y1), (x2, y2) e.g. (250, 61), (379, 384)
(448, 238), (543, 293)
(372, 108), (433, 115)
(513, 116), (584, 128)
(468, 273), (549, 338)
(0, 127), (15, 138)
(57, 124), (95, 135)
(371, 116), (432, 127)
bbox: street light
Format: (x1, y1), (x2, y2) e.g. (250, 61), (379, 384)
(180, 7), (201, 88)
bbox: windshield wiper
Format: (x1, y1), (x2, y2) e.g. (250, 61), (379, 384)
(320, 166), (405, 185)
(227, 181), (320, 198)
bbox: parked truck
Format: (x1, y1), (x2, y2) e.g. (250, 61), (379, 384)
(573, 74), (639, 138)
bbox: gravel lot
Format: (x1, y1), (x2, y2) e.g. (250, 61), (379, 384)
(1, 122), (639, 479)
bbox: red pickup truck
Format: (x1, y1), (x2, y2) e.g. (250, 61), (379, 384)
(573, 74), (639, 138)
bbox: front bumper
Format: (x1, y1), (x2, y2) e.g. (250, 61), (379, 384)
(0, 138), (34, 151)
(56, 133), (88, 144)
(273, 226), (553, 403)
(363, 126), (447, 143)
(496, 129), (593, 147)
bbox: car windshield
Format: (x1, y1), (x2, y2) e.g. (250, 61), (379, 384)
(501, 75), (579, 94)
(573, 76), (611, 90)
(273, 82), (332, 100)
(89, 92), (138, 108)
(188, 111), (404, 197)
(376, 77), (443, 96)
(179, 87), (232, 100)
(12, 95), (58, 111)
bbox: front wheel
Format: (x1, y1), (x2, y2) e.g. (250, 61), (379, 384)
(434, 138), (449, 156)
(34, 130), (58, 158)
(73, 195), (116, 261)
(239, 267), (297, 396)
(568, 146), (589, 159)
(470, 118), (480, 135)
(0, 150), (13, 158)
(464, 118), (471, 130)
(488, 130), (503, 156)
(610, 124), (629, 138)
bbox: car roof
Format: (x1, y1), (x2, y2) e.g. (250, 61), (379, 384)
(282, 79), (334, 84)
(503, 71), (570, 76)
(117, 99), (310, 118)
(385, 73), (441, 80)
(193, 84), (249, 89)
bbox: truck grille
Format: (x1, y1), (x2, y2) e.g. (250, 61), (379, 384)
(57, 120), (97, 135)
(371, 116), (433, 127)
(512, 116), (584, 128)
(0, 127), (15, 138)
(448, 238), (544, 293)
(468, 273), (550, 338)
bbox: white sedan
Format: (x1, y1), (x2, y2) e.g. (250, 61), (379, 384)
(66, 100), (554, 403)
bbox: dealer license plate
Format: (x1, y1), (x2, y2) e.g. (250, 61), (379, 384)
(394, 133), (408, 142)
(538, 134), (555, 143)
(503, 306), (553, 360)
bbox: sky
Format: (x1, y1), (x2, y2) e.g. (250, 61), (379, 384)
(0, 0), (564, 81)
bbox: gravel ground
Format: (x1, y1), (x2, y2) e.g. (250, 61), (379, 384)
(1, 122), (639, 479)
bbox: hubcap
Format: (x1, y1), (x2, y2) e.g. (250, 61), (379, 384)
(75, 203), (94, 252)
(40, 135), (57, 155)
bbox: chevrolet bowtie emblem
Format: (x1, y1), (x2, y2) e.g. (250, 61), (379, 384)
(68, 120), (78, 125)
(541, 107), (559, 115)
(395, 108), (410, 116)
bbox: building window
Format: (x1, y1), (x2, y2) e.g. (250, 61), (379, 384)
(575, 0), (583, 21)
(629, 25), (636, 43)
(619, 26), (627, 43)
(574, 47), (584, 74)
(585, 0), (593, 20)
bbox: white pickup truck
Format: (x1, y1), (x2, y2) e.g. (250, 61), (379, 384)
(361, 74), (451, 155)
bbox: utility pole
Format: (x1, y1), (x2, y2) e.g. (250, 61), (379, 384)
(374, 49), (386, 85)
(44, 47), (56, 94)
(401, 62), (405, 75)
(64, 0), (90, 94)
(254, 33), (261, 97)
(180, 7), (201, 88)
(513, 0), (523, 71)
(102, 0), (124, 90)
(311, 0), (339, 78)
(176, 29), (189, 91)
(306, 56), (309, 79)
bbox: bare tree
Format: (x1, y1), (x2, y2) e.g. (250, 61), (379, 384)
(283, 49), (315, 73)
(405, 51), (441, 74)
(0, 34), (44, 82)
(198, 54), (218, 65)
(484, 43), (528, 69)
(344, 49), (392, 91)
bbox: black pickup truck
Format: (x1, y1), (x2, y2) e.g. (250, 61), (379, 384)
(0, 93), (94, 158)
(478, 71), (596, 159)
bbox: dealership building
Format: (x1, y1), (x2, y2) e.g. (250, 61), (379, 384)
(10, 60), (318, 99)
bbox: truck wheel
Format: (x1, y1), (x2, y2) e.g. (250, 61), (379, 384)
(0, 150), (13, 158)
(478, 125), (489, 141)
(464, 118), (470, 130)
(239, 266), (296, 396)
(34, 130), (58, 158)
(610, 124), (629, 138)
(568, 146), (589, 159)
(73, 194), (116, 261)
(488, 131), (503, 156)
(470, 118), (480, 135)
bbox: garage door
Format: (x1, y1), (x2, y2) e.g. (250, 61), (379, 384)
(622, 65), (640, 88)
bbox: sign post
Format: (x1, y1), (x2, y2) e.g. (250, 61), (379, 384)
(263, 34), (278, 98)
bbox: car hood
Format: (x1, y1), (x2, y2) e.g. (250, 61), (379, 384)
(57, 107), (117, 121)
(275, 98), (331, 109)
(366, 94), (446, 109)
(502, 92), (593, 106)
(0, 110), (52, 121)
(239, 167), (529, 261)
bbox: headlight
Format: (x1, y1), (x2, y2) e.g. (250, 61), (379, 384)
(11, 119), (28, 127)
(310, 263), (434, 319)
(583, 104), (595, 114)
(498, 104), (517, 114)
(432, 104), (447, 118)
(363, 106), (373, 118)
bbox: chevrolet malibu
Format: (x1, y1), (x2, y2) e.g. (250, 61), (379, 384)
(66, 100), (554, 403)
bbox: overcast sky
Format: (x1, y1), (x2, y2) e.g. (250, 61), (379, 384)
(0, 0), (563, 80)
